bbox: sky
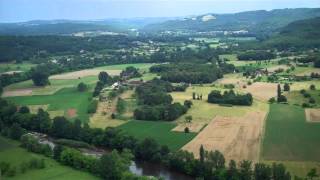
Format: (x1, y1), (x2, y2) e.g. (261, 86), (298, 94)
(0, 0), (319, 22)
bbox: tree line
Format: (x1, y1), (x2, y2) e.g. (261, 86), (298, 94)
(208, 90), (253, 106)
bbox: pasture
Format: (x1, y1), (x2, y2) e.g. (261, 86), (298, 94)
(0, 136), (99, 180)
(117, 120), (197, 151)
(262, 104), (320, 161)
(6, 87), (92, 122)
(286, 90), (320, 107)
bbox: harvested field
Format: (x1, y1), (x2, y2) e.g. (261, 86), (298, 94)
(49, 69), (121, 80)
(305, 108), (320, 123)
(172, 122), (206, 133)
(242, 82), (277, 101)
(2, 89), (33, 97)
(182, 111), (267, 163)
(67, 108), (77, 118)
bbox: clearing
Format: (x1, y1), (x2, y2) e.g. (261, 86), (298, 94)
(182, 111), (267, 163)
(49, 69), (120, 80)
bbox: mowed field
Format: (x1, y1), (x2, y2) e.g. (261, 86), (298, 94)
(0, 136), (99, 180)
(262, 104), (320, 161)
(6, 87), (92, 122)
(183, 111), (266, 163)
(117, 120), (197, 151)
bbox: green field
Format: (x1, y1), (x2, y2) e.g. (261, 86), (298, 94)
(0, 62), (36, 73)
(94, 63), (154, 72)
(262, 104), (320, 161)
(0, 136), (99, 180)
(117, 120), (196, 151)
(6, 87), (92, 122)
(286, 90), (320, 107)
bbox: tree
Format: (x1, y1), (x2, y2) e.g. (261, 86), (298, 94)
(31, 68), (50, 86)
(283, 83), (290, 91)
(53, 145), (64, 160)
(192, 92), (196, 100)
(19, 106), (30, 114)
(200, 145), (205, 163)
(307, 168), (318, 180)
(310, 84), (316, 90)
(227, 160), (239, 180)
(77, 82), (87, 92)
(185, 115), (192, 123)
(239, 160), (252, 180)
(184, 100), (193, 108)
(184, 127), (189, 133)
(207, 150), (225, 169)
(9, 123), (25, 140)
(254, 163), (271, 180)
(96, 150), (131, 179)
(98, 71), (110, 84)
(277, 84), (282, 101)
(277, 95), (287, 103)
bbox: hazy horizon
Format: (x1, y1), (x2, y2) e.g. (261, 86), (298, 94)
(0, 0), (319, 23)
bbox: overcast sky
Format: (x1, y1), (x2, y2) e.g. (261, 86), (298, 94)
(0, 0), (319, 22)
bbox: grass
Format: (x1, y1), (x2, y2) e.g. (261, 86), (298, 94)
(5, 76), (98, 95)
(117, 120), (196, 151)
(94, 63), (154, 72)
(6, 87), (92, 122)
(286, 90), (320, 107)
(0, 136), (99, 180)
(170, 85), (268, 124)
(262, 104), (320, 162)
(0, 62), (36, 73)
(263, 160), (320, 178)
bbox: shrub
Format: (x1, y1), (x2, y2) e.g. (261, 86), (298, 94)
(87, 100), (98, 114)
(208, 90), (253, 106)
(309, 98), (316, 104)
(277, 95), (287, 103)
(77, 82), (87, 92)
(310, 84), (316, 90)
(184, 127), (190, 133)
(300, 89), (306, 94)
(302, 103), (310, 108)
(303, 93), (311, 98)
(283, 83), (290, 91)
(269, 97), (276, 103)
(183, 100), (193, 109)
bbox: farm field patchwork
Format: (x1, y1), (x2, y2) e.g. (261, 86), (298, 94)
(117, 120), (197, 151)
(242, 82), (278, 101)
(0, 136), (99, 180)
(6, 87), (92, 122)
(262, 104), (320, 161)
(286, 90), (320, 107)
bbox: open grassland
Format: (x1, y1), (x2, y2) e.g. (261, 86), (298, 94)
(286, 90), (320, 107)
(262, 104), (320, 161)
(170, 85), (268, 126)
(6, 87), (92, 122)
(0, 62), (36, 74)
(117, 120), (196, 151)
(0, 136), (99, 180)
(49, 69), (120, 80)
(289, 81), (320, 91)
(291, 66), (320, 76)
(3, 76), (97, 97)
(183, 111), (267, 163)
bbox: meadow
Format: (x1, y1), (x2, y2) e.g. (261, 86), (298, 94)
(0, 62), (36, 74)
(6, 87), (92, 122)
(262, 104), (320, 162)
(117, 120), (197, 151)
(0, 136), (99, 180)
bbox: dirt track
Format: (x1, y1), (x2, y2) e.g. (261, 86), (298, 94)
(182, 111), (267, 163)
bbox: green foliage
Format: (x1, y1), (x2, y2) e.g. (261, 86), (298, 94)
(116, 98), (126, 114)
(31, 66), (50, 86)
(238, 51), (276, 61)
(77, 82), (87, 92)
(208, 90), (253, 106)
(87, 100), (98, 114)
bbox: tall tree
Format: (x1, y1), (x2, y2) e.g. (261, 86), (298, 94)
(98, 71), (110, 85)
(200, 145), (205, 163)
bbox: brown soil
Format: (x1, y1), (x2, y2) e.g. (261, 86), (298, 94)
(67, 109), (77, 118)
(2, 89), (33, 97)
(182, 111), (267, 163)
(49, 69), (121, 80)
(305, 109), (320, 123)
(172, 122), (206, 133)
(242, 82), (277, 101)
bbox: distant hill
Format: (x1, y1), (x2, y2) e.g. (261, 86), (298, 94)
(0, 17), (177, 36)
(261, 17), (320, 49)
(143, 8), (320, 35)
